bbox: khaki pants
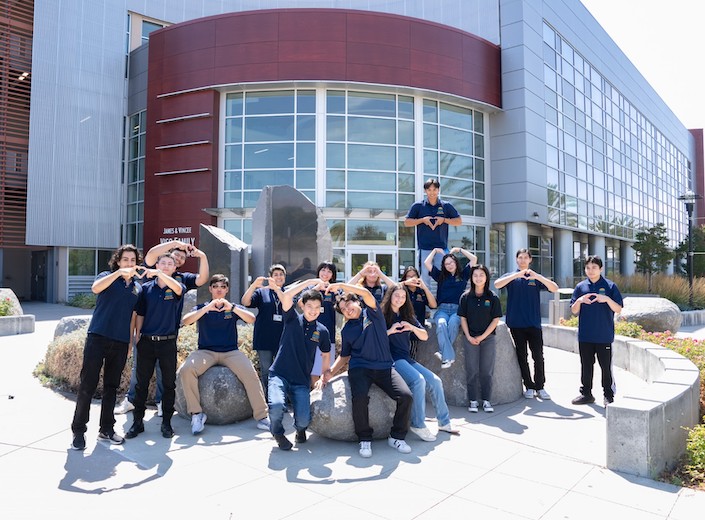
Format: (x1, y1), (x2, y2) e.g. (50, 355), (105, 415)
(179, 349), (268, 420)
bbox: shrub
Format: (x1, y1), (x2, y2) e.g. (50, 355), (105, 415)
(0, 297), (13, 316)
(682, 421), (705, 488)
(68, 293), (97, 309)
(609, 273), (705, 310)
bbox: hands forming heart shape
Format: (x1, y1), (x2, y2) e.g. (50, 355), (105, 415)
(134, 266), (148, 279)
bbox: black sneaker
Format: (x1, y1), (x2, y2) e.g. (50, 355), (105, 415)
(98, 431), (125, 445)
(571, 394), (595, 405)
(274, 434), (293, 451)
(125, 420), (145, 439)
(604, 396), (614, 406)
(160, 423), (174, 438)
(71, 434), (86, 451)
(295, 429), (307, 443)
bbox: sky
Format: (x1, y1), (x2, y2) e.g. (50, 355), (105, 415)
(580, 0), (705, 131)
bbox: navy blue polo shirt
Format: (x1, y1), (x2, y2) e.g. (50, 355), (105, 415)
(173, 271), (198, 291)
(571, 276), (623, 344)
(503, 270), (547, 329)
(88, 271), (141, 343)
(248, 287), (284, 352)
(387, 313), (422, 362)
(293, 285), (338, 339)
(269, 307), (331, 386)
(407, 287), (429, 324)
(194, 302), (246, 352)
(341, 305), (393, 370)
(431, 264), (471, 305)
(135, 279), (185, 336)
(406, 198), (460, 249)
(364, 284), (386, 305)
(458, 290), (503, 336)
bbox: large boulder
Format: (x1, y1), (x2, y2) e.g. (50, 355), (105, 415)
(175, 365), (253, 424)
(0, 288), (23, 316)
(54, 315), (92, 338)
(309, 375), (397, 441)
(181, 289), (198, 318)
(415, 321), (523, 406)
(620, 296), (682, 333)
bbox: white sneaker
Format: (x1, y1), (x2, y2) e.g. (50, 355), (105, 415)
(537, 389), (551, 400)
(468, 401), (479, 413)
(114, 397), (134, 415)
(440, 360), (453, 369)
(359, 441), (372, 458)
(437, 422), (459, 434)
(191, 412), (207, 435)
(482, 400), (494, 413)
(388, 437), (412, 454)
(410, 426), (436, 442)
(523, 389), (536, 399)
(156, 402), (163, 417)
(433, 352), (443, 361)
(256, 417), (271, 431)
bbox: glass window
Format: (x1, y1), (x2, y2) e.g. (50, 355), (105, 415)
(245, 91), (294, 115)
(225, 118), (242, 143)
(348, 117), (396, 144)
(398, 120), (414, 146)
(327, 116), (346, 141)
(398, 96), (414, 119)
(244, 143), (294, 169)
(243, 170), (294, 190)
(142, 21), (163, 40)
(297, 90), (316, 113)
(440, 127), (472, 154)
(398, 147), (414, 172)
(326, 169), (345, 189)
(348, 92), (395, 117)
(347, 220), (396, 245)
(225, 145), (242, 170)
(296, 170), (315, 189)
(245, 116), (294, 142)
(224, 171), (242, 190)
(69, 249), (96, 276)
(347, 171), (395, 191)
(440, 103), (472, 130)
(296, 115), (315, 141)
(327, 143), (345, 168)
(347, 144), (395, 170)
(347, 191), (395, 209)
(423, 100), (437, 122)
(296, 143), (315, 168)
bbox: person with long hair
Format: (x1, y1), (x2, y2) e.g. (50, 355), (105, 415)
(349, 260), (395, 304)
(400, 265), (437, 359)
(381, 284), (457, 441)
(458, 265), (502, 413)
(424, 247), (477, 368)
(70, 245), (143, 450)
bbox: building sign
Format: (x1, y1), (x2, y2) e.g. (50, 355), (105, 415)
(160, 226), (195, 245)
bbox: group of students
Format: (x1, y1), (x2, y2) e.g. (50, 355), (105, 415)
(69, 177), (623, 457)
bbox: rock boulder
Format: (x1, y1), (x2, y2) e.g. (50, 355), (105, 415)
(620, 297), (682, 333)
(54, 315), (92, 338)
(175, 365), (253, 424)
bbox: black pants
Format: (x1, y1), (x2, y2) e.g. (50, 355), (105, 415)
(578, 341), (614, 400)
(510, 327), (545, 391)
(71, 333), (129, 435)
(133, 336), (177, 422)
(348, 367), (412, 442)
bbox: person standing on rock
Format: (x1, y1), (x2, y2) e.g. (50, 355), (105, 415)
(322, 283), (413, 459)
(570, 255), (623, 407)
(494, 248), (557, 400)
(70, 244), (143, 450)
(180, 274), (269, 436)
(267, 280), (331, 451)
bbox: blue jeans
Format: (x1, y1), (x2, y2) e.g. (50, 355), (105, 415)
(434, 303), (460, 362)
(127, 346), (163, 403)
(419, 248), (446, 288)
(268, 374), (311, 435)
(394, 358), (451, 428)
(464, 334), (497, 402)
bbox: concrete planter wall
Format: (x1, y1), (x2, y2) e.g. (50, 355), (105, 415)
(0, 314), (35, 336)
(543, 324), (701, 478)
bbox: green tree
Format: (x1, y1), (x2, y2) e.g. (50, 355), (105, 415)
(633, 223), (674, 292)
(675, 224), (705, 278)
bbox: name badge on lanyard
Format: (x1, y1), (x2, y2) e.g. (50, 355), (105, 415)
(273, 314), (283, 322)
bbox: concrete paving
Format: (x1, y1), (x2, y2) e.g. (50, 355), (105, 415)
(1, 302), (704, 519)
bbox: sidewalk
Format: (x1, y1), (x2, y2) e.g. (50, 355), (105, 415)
(1, 302), (704, 519)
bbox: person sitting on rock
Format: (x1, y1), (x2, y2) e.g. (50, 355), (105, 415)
(267, 280), (331, 451)
(180, 274), (270, 435)
(321, 283), (413, 459)
(381, 283), (458, 442)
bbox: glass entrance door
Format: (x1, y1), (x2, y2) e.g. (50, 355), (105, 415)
(345, 246), (398, 281)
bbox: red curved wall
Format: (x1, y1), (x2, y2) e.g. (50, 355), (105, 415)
(143, 9), (501, 251)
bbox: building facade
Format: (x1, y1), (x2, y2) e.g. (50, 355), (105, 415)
(6, 0), (701, 301)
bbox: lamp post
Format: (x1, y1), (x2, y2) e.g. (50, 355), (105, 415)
(678, 190), (702, 308)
